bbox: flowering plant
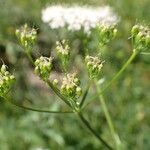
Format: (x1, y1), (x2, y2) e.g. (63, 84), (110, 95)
(0, 22), (149, 150)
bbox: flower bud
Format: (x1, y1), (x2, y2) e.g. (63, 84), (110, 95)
(53, 79), (58, 86)
(15, 29), (20, 37)
(34, 59), (40, 66)
(113, 29), (117, 38)
(85, 55), (104, 79)
(76, 87), (82, 96)
(61, 85), (66, 95)
(1, 65), (7, 74)
(136, 32), (144, 40)
(34, 56), (52, 80)
(4, 71), (9, 76)
(10, 75), (15, 80)
(131, 25), (140, 36)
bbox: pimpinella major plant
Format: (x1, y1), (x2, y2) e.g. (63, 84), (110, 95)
(0, 23), (149, 150)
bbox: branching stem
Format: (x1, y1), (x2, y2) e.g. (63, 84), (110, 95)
(78, 112), (114, 150)
(0, 96), (73, 114)
(26, 51), (34, 65)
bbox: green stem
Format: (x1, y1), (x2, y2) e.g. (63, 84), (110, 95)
(140, 52), (150, 55)
(101, 50), (138, 94)
(95, 81), (121, 149)
(26, 51), (34, 65)
(78, 112), (113, 150)
(12, 102), (73, 114)
(81, 95), (99, 111)
(79, 80), (91, 108)
(46, 80), (71, 107)
(0, 96), (73, 114)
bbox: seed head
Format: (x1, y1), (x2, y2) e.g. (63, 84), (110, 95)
(56, 40), (70, 71)
(131, 24), (150, 51)
(97, 24), (117, 46)
(61, 73), (82, 99)
(0, 65), (15, 96)
(15, 24), (37, 51)
(85, 55), (104, 79)
(34, 56), (52, 80)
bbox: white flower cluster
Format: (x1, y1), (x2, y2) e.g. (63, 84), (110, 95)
(41, 5), (119, 34)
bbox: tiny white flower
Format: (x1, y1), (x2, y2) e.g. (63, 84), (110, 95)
(41, 5), (119, 34)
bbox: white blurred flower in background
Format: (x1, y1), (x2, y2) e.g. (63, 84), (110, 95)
(41, 5), (119, 34)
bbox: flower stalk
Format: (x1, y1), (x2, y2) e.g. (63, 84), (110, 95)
(0, 96), (73, 114)
(101, 49), (139, 94)
(78, 112), (114, 150)
(95, 80), (121, 149)
(79, 80), (91, 108)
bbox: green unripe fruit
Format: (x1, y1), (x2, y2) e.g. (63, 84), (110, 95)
(131, 25), (140, 35)
(0, 80), (4, 85)
(74, 78), (80, 85)
(35, 59), (40, 66)
(1, 65), (7, 73)
(85, 55), (90, 60)
(137, 32), (144, 39)
(76, 87), (82, 96)
(4, 76), (9, 81)
(10, 75), (15, 80)
(66, 85), (72, 91)
(113, 29), (117, 37)
(15, 29), (20, 37)
(4, 71), (9, 76)
(61, 86), (66, 94)
(31, 36), (36, 41)
(24, 41), (28, 47)
(87, 62), (92, 67)
(53, 79), (58, 86)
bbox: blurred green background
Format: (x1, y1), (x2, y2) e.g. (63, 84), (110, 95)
(0, 0), (150, 149)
